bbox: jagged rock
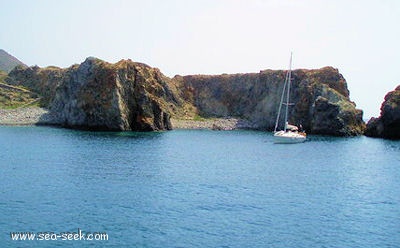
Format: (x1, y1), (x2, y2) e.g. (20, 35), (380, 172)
(8, 58), (186, 131)
(177, 67), (365, 136)
(365, 85), (400, 139)
(52, 58), (181, 131)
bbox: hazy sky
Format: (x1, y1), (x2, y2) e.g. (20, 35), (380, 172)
(1, 0), (399, 119)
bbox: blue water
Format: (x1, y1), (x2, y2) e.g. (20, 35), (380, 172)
(0, 126), (399, 247)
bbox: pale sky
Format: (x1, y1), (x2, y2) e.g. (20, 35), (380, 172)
(1, 0), (399, 119)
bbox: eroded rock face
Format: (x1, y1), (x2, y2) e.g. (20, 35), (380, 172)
(365, 85), (400, 139)
(53, 58), (182, 131)
(8, 58), (185, 131)
(177, 67), (365, 136)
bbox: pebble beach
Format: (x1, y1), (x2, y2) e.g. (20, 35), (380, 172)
(170, 118), (256, 130)
(0, 107), (256, 130)
(0, 107), (59, 125)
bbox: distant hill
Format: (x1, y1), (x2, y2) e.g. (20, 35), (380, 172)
(0, 49), (26, 73)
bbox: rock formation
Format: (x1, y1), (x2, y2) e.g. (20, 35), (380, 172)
(57, 58), (189, 130)
(7, 58), (188, 131)
(175, 67), (365, 136)
(365, 85), (400, 139)
(7, 58), (365, 135)
(7, 65), (64, 106)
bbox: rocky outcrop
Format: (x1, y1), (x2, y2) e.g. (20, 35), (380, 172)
(53, 58), (189, 131)
(7, 58), (365, 135)
(176, 67), (365, 136)
(7, 58), (188, 131)
(365, 85), (400, 139)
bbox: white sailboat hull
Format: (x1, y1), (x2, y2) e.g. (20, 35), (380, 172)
(272, 53), (307, 144)
(274, 131), (306, 144)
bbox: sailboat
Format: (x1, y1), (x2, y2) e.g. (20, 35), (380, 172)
(273, 53), (306, 144)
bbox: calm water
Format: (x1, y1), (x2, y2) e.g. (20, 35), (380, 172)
(0, 126), (399, 247)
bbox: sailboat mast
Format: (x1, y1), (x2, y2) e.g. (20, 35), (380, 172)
(274, 71), (288, 133)
(283, 52), (293, 132)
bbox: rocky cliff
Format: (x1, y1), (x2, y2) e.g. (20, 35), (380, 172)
(7, 58), (365, 135)
(56, 58), (190, 130)
(175, 67), (365, 136)
(7, 58), (189, 131)
(365, 85), (400, 139)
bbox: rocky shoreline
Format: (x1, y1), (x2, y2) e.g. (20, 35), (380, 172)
(0, 107), (60, 126)
(0, 107), (256, 130)
(171, 118), (257, 130)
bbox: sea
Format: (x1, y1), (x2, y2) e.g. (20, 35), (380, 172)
(0, 126), (399, 248)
